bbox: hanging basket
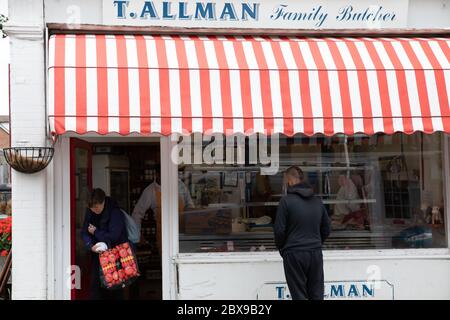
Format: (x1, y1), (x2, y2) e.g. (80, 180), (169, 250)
(3, 147), (54, 174)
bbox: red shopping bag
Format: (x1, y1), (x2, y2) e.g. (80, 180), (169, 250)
(98, 242), (140, 290)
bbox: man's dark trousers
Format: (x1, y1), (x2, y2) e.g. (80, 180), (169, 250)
(282, 249), (324, 300)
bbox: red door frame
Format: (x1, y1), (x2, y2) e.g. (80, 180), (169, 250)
(70, 138), (93, 300)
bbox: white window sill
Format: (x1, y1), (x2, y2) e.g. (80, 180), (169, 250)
(174, 248), (450, 264)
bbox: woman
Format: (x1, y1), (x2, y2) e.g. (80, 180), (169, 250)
(81, 188), (128, 300)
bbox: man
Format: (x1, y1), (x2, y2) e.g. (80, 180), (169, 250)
(81, 188), (128, 300)
(132, 169), (194, 254)
(274, 166), (331, 300)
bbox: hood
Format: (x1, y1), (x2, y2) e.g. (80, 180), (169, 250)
(104, 196), (120, 212)
(97, 196), (120, 229)
(287, 183), (315, 199)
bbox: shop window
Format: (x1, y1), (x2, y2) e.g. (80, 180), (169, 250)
(177, 132), (447, 252)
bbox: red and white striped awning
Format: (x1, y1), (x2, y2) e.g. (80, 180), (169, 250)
(48, 34), (450, 136)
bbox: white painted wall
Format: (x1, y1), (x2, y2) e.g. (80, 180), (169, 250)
(176, 251), (450, 300)
(0, 0), (9, 116)
(43, 0), (450, 29)
(6, 0), (49, 300)
(408, 0), (450, 28)
(45, 0), (103, 26)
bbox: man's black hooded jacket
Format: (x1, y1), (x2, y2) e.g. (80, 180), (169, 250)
(274, 182), (331, 255)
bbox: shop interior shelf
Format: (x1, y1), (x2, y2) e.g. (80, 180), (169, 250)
(184, 164), (372, 172)
(180, 230), (392, 240)
(203, 199), (377, 209)
(179, 229), (400, 252)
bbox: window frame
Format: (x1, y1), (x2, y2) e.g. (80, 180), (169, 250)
(169, 133), (450, 258)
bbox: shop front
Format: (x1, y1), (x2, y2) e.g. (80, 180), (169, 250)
(5, 0), (450, 299)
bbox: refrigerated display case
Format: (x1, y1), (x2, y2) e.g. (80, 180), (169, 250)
(177, 158), (436, 252)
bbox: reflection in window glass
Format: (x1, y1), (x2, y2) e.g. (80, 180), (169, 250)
(178, 132), (447, 253)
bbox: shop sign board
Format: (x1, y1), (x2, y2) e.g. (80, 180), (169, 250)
(257, 280), (395, 300)
(103, 0), (408, 29)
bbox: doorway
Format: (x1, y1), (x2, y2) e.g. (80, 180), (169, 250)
(70, 138), (163, 300)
